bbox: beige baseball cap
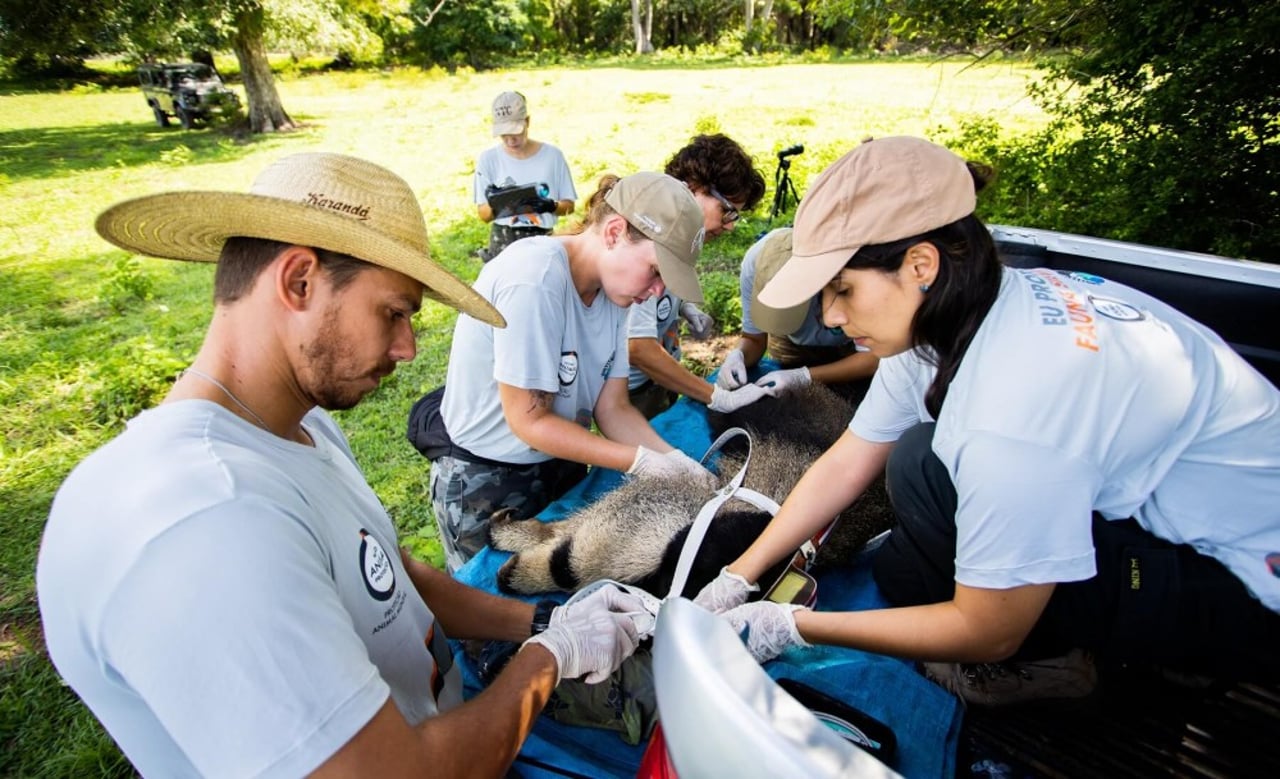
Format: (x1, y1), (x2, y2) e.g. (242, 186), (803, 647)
(605, 172), (707, 303)
(749, 228), (808, 336)
(491, 91), (528, 136)
(758, 136), (976, 310)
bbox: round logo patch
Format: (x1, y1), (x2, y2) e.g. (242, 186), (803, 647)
(1089, 295), (1144, 322)
(655, 294), (673, 321)
(558, 351), (579, 386)
(359, 529), (396, 601)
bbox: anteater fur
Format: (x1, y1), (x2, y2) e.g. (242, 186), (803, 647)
(488, 382), (895, 598)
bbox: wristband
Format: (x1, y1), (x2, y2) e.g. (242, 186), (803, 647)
(530, 599), (558, 636)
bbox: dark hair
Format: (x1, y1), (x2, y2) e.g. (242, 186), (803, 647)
(567, 173), (647, 241)
(664, 134), (766, 211)
(215, 237), (373, 303)
(844, 162), (1000, 417)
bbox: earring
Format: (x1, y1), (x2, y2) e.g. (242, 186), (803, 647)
(919, 283), (930, 293)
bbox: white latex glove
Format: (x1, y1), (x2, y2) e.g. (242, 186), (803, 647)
(692, 566), (759, 613)
(721, 601), (810, 663)
(526, 586), (644, 683)
(708, 383), (769, 413)
(627, 447), (717, 491)
(754, 366), (811, 397)
(679, 301), (716, 340)
(716, 348), (749, 389)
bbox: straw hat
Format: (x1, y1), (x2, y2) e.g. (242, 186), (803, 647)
(749, 228), (807, 336)
(95, 152), (506, 327)
(759, 136), (974, 311)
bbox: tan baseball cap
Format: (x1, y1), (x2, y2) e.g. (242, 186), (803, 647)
(758, 136), (976, 310)
(750, 228), (807, 336)
(491, 91), (528, 136)
(605, 172), (707, 303)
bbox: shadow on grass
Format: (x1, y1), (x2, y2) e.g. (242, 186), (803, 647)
(0, 120), (279, 184)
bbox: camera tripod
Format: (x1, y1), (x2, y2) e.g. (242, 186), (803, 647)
(767, 144), (804, 226)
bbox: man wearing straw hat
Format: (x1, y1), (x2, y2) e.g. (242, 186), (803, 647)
(36, 153), (645, 777)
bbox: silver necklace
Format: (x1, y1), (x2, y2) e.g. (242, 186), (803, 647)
(183, 367), (271, 431)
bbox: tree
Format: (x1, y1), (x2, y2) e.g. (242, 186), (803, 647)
(631, 0), (654, 54)
(229, 2), (296, 132)
(1021, 1), (1277, 259)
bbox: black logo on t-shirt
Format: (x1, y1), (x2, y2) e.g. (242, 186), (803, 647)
(655, 294), (673, 321)
(558, 351), (579, 386)
(359, 529), (396, 602)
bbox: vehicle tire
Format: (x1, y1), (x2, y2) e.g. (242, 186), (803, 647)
(177, 107), (194, 130)
(152, 106), (170, 127)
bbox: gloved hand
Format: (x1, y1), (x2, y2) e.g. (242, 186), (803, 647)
(708, 383), (769, 413)
(679, 301), (716, 340)
(715, 348), (749, 389)
(692, 566), (758, 613)
(527, 196), (559, 215)
(721, 601), (810, 663)
(527, 585), (644, 683)
(627, 446), (717, 491)
(754, 366), (811, 397)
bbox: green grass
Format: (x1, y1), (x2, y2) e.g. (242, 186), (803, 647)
(0, 58), (1046, 774)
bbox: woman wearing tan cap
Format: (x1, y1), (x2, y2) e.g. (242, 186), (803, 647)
(694, 136), (1280, 705)
(474, 91), (578, 261)
(429, 172), (717, 572)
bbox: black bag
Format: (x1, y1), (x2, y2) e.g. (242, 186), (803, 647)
(406, 385), (451, 460)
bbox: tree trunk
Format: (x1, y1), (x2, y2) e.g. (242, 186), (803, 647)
(761, 0), (775, 27)
(745, 0), (754, 35)
(231, 4), (295, 133)
(631, 0), (653, 54)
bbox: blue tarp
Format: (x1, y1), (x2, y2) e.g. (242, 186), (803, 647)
(452, 384), (963, 779)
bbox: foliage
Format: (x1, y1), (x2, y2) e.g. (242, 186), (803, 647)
(407, 0), (530, 69)
(98, 256), (156, 313)
(698, 270), (743, 335)
(90, 337), (187, 424)
(1029, 0), (1280, 260)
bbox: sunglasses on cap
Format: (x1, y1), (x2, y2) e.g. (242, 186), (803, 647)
(708, 186), (741, 226)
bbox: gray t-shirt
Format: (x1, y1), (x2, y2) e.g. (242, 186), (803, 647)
(473, 143), (577, 230)
(739, 228), (852, 347)
(443, 237), (631, 464)
(37, 403), (460, 777)
(626, 292), (683, 390)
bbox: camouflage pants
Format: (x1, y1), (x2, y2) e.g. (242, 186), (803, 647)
(429, 455), (587, 573)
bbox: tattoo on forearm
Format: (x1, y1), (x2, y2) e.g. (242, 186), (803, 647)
(528, 390), (554, 412)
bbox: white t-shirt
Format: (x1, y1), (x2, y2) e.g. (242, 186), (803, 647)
(473, 143), (577, 230)
(37, 403), (461, 778)
(739, 228), (856, 347)
(443, 236), (631, 464)
(851, 266), (1280, 611)
(626, 291), (683, 390)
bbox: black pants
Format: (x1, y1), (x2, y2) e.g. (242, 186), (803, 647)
(872, 422), (1280, 679)
(487, 223), (550, 260)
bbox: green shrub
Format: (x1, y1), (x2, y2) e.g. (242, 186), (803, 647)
(90, 338), (186, 424)
(699, 270), (742, 335)
(98, 256), (155, 314)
